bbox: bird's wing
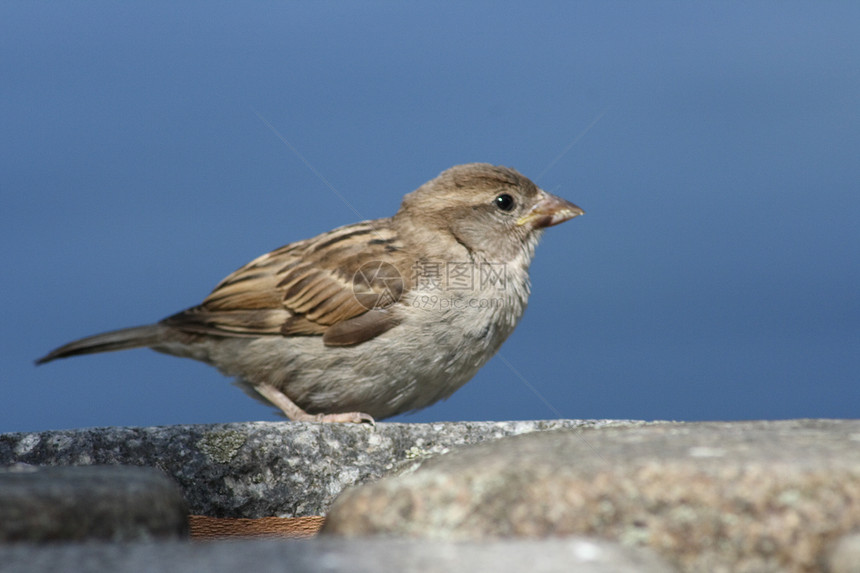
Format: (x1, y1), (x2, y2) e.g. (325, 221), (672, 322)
(161, 220), (411, 346)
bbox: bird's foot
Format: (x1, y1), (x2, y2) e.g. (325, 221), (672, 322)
(254, 383), (375, 425)
(310, 411), (376, 425)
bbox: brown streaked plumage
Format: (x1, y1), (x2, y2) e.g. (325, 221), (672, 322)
(36, 163), (584, 423)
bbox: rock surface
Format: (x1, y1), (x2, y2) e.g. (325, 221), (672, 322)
(828, 532), (860, 573)
(0, 465), (187, 542)
(0, 419), (636, 518)
(0, 536), (675, 573)
(323, 419), (860, 573)
(4, 419), (859, 571)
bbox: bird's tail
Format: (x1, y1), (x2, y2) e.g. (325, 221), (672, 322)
(35, 324), (167, 365)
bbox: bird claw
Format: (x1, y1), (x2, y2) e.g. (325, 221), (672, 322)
(313, 411), (376, 425)
(254, 383), (375, 425)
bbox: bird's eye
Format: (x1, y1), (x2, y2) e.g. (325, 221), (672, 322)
(494, 193), (515, 212)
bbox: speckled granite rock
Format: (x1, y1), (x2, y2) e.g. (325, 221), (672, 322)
(0, 420), (638, 518)
(0, 465), (187, 542)
(828, 532), (860, 573)
(0, 536), (675, 573)
(323, 419), (860, 573)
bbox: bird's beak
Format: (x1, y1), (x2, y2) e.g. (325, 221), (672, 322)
(516, 191), (585, 228)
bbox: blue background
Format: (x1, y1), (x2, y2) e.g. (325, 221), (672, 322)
(3, 3), (858, 433)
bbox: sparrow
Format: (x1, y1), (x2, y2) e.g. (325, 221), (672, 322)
(36, 163), (584, 423)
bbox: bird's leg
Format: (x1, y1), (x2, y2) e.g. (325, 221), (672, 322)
(254, 383), (375, 425)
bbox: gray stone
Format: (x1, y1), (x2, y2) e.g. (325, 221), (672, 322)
(323, 419), (860, 573)
(828, 532), (860, 573)
(0, 536), (675, 573)
(0, 419), (638, 518)
(0, 465), (187, 542)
